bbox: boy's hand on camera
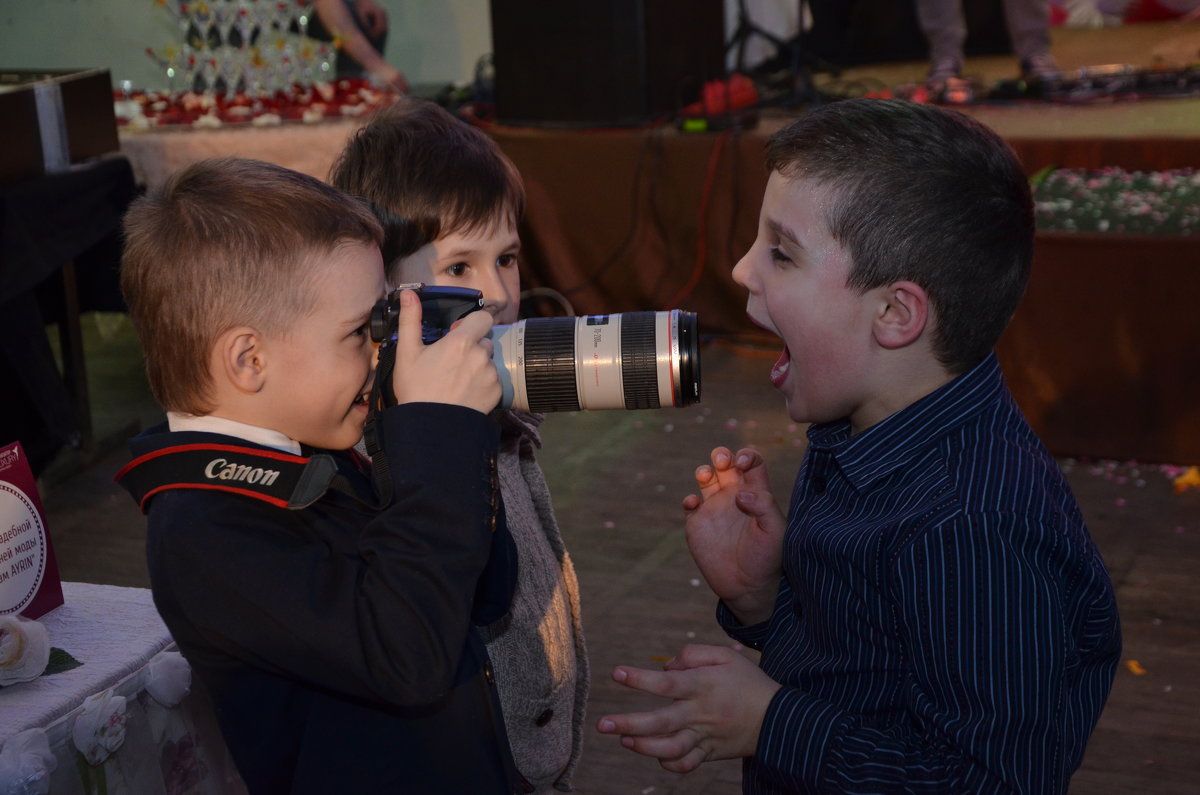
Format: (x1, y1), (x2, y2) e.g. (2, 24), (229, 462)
(596, 644), (779, 772)
(682, 447), (784, 626)
(390, 289), (501, 414)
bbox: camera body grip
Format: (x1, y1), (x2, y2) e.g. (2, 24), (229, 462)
(370, 283), (486, 345)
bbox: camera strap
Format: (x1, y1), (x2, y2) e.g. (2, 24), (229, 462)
(117, 442), (346, 513)
(363, 338), (398, 508)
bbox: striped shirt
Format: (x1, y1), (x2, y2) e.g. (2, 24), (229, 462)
(723, 353), (1121, 794)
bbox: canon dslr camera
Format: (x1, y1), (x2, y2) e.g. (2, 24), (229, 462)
(369, 284), (701, 413)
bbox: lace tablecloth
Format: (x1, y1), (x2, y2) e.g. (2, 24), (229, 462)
(0, 582), (244, 794)
(119, 118), (365, 189)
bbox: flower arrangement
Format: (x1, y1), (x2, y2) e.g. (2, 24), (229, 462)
(0, 615), (81, 687)
(114, 76), (395, 129)
(1032, 167), (1200, 235)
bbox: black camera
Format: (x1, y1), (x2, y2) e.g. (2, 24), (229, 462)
(369, 284), (701, 413)
(370, 284), (485, 346)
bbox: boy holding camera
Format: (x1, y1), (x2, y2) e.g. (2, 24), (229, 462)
(117, 157), (525, 793)
(597, 100), (1121, 793)
(331, 98), (589, 793)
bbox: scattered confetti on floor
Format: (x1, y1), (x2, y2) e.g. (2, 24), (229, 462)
(1057, 459), (1199, 537)
(1126, 659), (1148, 676)
(1172, 465), (1200, 493)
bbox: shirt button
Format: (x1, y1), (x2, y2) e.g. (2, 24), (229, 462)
(534, 709), (554, 727)
(812, 476), (826, 494)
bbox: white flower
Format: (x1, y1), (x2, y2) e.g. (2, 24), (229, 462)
(0, 616), (50, 687)
(146, 650), (191, 707)
(71, 689), (127, 766)
(192, 112), (222, 129)
(0, 728), (57, 795)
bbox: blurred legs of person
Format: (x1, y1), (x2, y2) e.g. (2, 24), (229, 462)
(916, 0), (1058, 90)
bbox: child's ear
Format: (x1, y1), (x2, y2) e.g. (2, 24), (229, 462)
(873, 280), (929, 350)
(216, 326), (268, 393)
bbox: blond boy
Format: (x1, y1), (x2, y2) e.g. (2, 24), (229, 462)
(118, 157), (524, 793)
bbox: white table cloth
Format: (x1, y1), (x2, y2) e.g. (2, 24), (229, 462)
(0, 582), (244, 794)
(119, 118), (365, 189)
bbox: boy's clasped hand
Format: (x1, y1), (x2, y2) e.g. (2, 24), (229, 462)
(599, 643), (781, 773)
(388, 287), (500, 415)
(598, 444), (785, 771)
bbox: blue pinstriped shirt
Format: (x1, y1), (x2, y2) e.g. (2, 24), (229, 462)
(722, 353), (1121, 794)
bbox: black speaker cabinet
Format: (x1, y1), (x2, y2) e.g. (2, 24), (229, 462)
(490, 0), (726, 126)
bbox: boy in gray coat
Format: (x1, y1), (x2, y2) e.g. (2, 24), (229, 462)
(331, 98), (589, 793)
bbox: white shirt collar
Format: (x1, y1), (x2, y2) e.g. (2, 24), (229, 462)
(166, 412), (302, 455)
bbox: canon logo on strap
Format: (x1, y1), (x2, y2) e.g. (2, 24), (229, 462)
(204, 457), (281, 486)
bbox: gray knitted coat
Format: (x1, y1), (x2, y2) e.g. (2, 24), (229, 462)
(483, 410), (589, 792)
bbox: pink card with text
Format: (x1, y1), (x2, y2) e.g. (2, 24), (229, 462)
(0, 441), (65, 618)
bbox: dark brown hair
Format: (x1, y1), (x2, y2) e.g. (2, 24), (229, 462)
(121, 157), (382, 414)
(765, 99), (1034, 374)
(329, 98), (525, 284)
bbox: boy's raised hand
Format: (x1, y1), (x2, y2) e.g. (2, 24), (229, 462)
(390, 289), (501, 414)
(596, 644), (781, 772)
(683, 447), (785, 626)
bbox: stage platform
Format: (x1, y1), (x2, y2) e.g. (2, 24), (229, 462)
(822, 20), (1200, 170)
(489, 21), (1200, 464)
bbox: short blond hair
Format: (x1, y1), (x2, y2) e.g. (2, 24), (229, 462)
(121, 157), (382, 414)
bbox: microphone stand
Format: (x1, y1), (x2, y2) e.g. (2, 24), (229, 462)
(725, 0), (831, 107)
(725, 0), (788, 75)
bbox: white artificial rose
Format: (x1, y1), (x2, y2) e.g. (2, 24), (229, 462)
(0, 728), (57, 795)
(72, 689), (127, 766)
(146, 650), (191, 707)
(0, 616), (50, 687)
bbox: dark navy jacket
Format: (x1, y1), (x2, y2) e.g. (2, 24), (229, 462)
(124, 403), (522, 794)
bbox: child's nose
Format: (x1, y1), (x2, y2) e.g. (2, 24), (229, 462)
(480, 272), (513, 315)
(731, 252), (753, 289)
